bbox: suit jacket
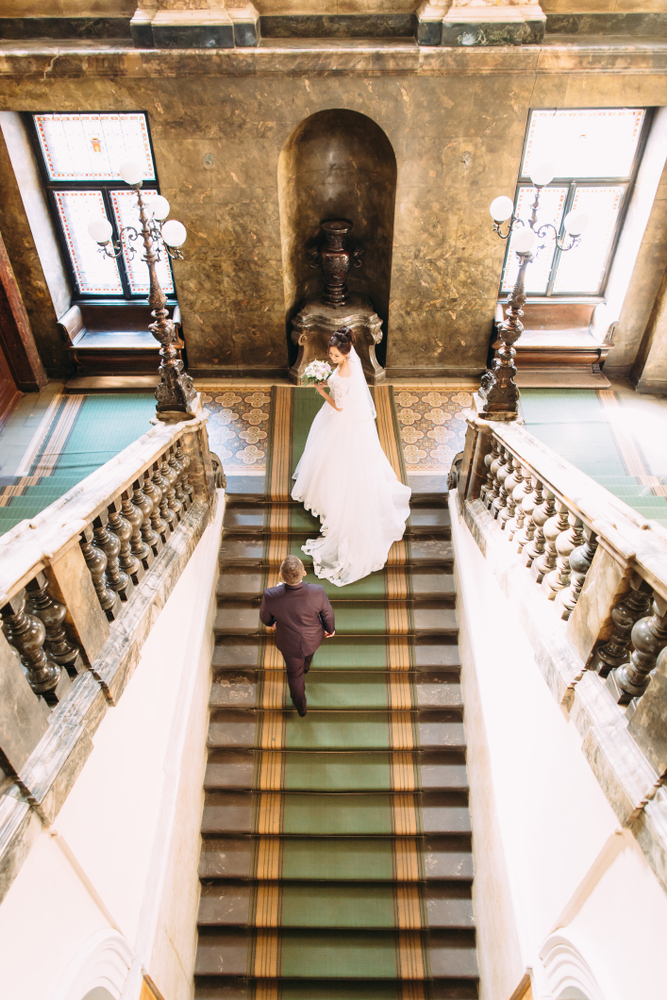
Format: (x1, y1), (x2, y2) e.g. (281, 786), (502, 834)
(259, 582), (335, 661)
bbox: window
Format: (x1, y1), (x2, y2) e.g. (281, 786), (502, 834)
(30, 112), (174, 301)
(501, 108), (650, 299)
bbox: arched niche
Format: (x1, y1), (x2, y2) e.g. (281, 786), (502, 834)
(278, 109), (397, 367)
(82, 991), (115, 1000)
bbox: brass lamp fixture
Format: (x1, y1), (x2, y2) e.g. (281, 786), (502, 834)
(87, 160), (196, 419)
(479, 161), (588, 421)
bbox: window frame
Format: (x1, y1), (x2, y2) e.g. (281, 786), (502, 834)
(26, 111), (177, 307)
(500, 106), (654, 304)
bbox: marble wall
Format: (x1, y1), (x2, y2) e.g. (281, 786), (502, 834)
(0, 1), (135, 15)
(0, 49), (666, 378)
(1, 1), (664, 19)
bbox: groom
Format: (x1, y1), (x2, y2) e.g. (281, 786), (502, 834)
(259, 554), (335, 717)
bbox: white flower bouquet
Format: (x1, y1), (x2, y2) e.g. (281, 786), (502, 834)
(302, 360), (333, 386)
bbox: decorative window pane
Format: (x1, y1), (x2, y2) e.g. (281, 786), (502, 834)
(551, 186), (624, 294)
(501, 186), (567, 295)
(110, 190), (175, 296)
(522, 108), (645, 181)
(53, 191), (123, 296)
(35, 113), (155, 183)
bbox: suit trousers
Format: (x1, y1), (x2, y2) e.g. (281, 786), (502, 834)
(282, 652), (314, 715)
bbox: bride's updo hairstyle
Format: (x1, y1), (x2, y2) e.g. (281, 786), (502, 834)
(329, 327), (356, 355)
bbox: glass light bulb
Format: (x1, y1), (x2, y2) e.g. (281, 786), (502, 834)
(564, 210), (588, 237)
(161, 220), (187, 248)
(119, 160), (143, 186)
(88, 218), (113, 244)
(148, 195), (170, 221)
(489, 195), (514, 223)
(513, 228), (537, 254)
(530, 160), (555, 188)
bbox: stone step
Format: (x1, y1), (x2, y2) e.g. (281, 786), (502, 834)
(207, 710), (465, 750)
(198, 835), (474, 883)
(212, 638), (462, 674)
(201, 790), (470, 838)
(219, 536), (454, 569)
(194, 979), (477, 1000)
(216, 569), (456, 603)
(222, 506), (451, 538)
(209, 672), (462, 712)
(197, 882), (475, 930)
(204, 750), (468, 792)
(194, 928), (478, 980)
(213, 604), (459, 637)
(225, 493), (448, 509)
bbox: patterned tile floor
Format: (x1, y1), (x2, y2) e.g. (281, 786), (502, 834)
(391, 387), (472, 475)
(199, 385), (272, 475)
(200, 383), (473, 479)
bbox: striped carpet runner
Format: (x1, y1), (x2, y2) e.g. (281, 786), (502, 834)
(195, 386), (478, 1000)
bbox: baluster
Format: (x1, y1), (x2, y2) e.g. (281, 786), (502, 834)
(93, 512), (130, 601)
(25, 571), (82, 675)
(169, 447), (189, 508)
(108, 499), (141, 587)
(121, 487), (150, 570)
(143, 468), (168, 544)
(1, 592), (62, 702)
(516, 478), (542, 553)
(479, 438), (500, 505)
(591, 581), (653, 677)
(544, 514), (584, 600)
(532, 498), (568, 584)
(507, 468), (531, 541)
(557, 530), (598, 621)
(492, 451), (513, 520)
(176, 444), (194, 503)
(153, 461), (176, 532)
(80, 525), (121, 620)
(160, 453), (183, 523)
(608, 593), (667, 705)
(485, 446), (507, 511)
(525, 489), (555, 569)
(499, 461), (523, 531)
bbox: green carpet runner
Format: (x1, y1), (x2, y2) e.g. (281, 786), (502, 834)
(195, 387), (478, 1000)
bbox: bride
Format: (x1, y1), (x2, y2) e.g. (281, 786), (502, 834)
(292, 328), (411, 587)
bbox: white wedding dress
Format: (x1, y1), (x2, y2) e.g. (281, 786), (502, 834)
(292, 347), (411, 587)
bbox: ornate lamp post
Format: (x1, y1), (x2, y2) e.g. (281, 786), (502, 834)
(88, 160), (197, 419)
(479, 161), (588, 421)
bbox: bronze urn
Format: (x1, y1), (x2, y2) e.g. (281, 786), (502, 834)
(309, 219), (363, 308)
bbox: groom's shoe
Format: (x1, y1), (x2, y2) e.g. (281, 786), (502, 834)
(298, 708), (307, 717)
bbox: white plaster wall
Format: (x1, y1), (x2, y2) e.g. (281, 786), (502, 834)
(450, 497), (667, 1000)
(0, 493), (225, 1000)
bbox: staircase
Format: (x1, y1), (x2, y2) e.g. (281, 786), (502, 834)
(194, 490), (478, 1000)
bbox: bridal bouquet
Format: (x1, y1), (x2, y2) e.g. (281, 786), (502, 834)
(302, 360), (333, 386)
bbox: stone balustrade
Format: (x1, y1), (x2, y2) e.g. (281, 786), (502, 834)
(0, 407), (220, 902)
(455, 405), (667, 895)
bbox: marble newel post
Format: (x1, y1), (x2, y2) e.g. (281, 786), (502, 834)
(416, 0), (546, 46)
(131, 0), (260, 48)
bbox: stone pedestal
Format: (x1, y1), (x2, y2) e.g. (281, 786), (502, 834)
(416, 0), (546, 46)
(131, 1), (260, 49)
(290, 296), (385, 386)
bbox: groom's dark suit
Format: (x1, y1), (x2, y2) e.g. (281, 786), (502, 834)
(259, 581), (335, 715)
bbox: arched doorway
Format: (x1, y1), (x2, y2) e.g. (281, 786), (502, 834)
(278, 109), (397, 368)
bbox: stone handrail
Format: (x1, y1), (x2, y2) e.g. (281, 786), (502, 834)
(0, 406), (219, 903)
(456, 405), (667, 895)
